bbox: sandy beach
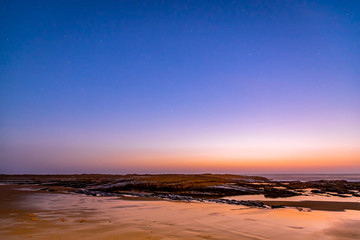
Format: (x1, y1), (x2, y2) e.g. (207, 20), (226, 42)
(1, 184), (360, 240)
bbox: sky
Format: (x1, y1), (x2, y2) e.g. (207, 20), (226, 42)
(1, 0), (359, 174)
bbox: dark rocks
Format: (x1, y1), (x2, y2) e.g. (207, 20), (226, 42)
(311, 189), (325, 194)
(1, 174), (360, 211)
(270, 205), (285, 209)
(263, 188), (301, 198)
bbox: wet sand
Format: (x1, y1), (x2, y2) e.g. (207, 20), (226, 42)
(1, 184), (360, 240)
(225, 194), (360, 211)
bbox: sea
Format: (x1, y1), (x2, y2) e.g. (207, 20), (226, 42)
(252, 174), (360, 182)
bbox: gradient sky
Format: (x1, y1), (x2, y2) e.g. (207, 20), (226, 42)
(1, 0), (359, 174)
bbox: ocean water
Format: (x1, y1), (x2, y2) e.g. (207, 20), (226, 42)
(255, 174), (360, 182)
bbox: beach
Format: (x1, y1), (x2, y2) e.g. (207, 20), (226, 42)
(2, 1), (359, 239)
(1, 184), (360, 240)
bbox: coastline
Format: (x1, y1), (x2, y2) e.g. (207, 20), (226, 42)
(1, 184), (360, 240)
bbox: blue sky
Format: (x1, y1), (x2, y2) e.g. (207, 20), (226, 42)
(1, 0), (359, 173)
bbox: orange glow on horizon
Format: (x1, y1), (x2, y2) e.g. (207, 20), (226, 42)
(76, 147), (360, 173)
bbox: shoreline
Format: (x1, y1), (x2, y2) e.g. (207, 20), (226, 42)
(1, 173), (360, 212)
(1, 184), (360, 240)
(2, 183), (360, 212)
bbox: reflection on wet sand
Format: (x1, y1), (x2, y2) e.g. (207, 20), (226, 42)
(0, 185), (360, 240)
(225, 193), (360, 211)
